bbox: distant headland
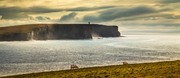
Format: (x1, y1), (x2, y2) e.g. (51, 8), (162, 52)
(0, 24), (120, 41)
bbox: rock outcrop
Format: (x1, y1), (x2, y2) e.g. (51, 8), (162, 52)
(91, 24), (120, 37)
(0, 24), (120, 41)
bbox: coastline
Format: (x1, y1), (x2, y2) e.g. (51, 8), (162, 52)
(2, 60), (180, 78)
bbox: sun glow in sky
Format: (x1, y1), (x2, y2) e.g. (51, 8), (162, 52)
(0, 0), (180, 34)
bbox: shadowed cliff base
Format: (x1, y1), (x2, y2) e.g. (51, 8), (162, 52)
(0, 24), (120, 41)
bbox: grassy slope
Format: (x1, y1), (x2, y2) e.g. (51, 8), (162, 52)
(0, 24), (51, 34)
(0, 24), (93, 34)
(2, 60), (180, 78)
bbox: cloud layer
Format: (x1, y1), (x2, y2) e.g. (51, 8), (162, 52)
(0, 0), (180, 27)
(83, 6), (161, 22)
(159, 0), (180, 3)
(0, 6), (115, 19)
(60, 12), (77, 22)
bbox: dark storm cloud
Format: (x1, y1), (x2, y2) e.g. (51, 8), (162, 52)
(0, 16), (2, 19)
(83, 6), (162, 22)
(29, 6), (63, 13)
(0, 7), (29, 19)
(33, 16), (51, 21)
(0, 6), (61, 19)
(29, 6), (116, 13)
(59, 12), (77, 22)
(0, 6), (114, 19)
(117, 13), (180, 21)
(126, 23), (180, 27)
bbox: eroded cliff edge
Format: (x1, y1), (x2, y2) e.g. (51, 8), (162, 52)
(0, 24), (120, 41)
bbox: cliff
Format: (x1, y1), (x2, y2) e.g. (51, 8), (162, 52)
(91, 25), (120, 37)
(0, 24), (120, 41)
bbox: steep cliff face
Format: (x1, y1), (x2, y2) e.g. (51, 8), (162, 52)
(0, 24), (120, 41)
(91, 24), (120, 37)
(32, 24), (92, 40)
(0, 33), (30, 41)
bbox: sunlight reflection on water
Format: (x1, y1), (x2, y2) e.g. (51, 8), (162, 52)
(0, 34), (180, 76)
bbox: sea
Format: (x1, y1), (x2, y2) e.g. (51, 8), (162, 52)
(0, 34), (180, 76)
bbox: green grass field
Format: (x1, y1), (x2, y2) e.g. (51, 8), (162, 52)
(2, 60), (180, 78)
(0, 24), (50, 34)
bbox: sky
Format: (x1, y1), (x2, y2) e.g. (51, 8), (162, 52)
(0, 0), (180, 34)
